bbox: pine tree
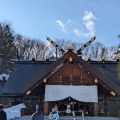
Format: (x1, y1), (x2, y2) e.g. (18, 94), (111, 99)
(0, 23), (16, 74)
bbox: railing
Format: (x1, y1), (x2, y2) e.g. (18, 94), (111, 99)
(58, 110), (85, 120)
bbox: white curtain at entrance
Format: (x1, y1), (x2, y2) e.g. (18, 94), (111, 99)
(45, 85), (98, 102)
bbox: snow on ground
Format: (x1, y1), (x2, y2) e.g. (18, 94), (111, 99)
(4, 103), (26, 120)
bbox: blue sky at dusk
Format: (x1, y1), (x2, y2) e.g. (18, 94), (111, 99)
(0, 0), (120, 47)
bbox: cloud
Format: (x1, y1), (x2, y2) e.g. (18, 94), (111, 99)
(67, 19), (78, 26)
(55, 11), (97, 38)
(67, 19), (72, 24)
(82, 10), (97, 37)
(83, 11), (96, 21)
(74, 11), (97, 38)
(73, 29), (81, 37)
(56, 20), (66, 33)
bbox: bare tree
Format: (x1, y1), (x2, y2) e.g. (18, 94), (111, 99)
(14, 35), (49, 60)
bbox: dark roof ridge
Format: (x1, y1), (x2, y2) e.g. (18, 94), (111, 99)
(12, 61), (55, 64)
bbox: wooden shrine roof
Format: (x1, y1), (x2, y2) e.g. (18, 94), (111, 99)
(1, 51), (120, 96)
(1, 61), (53, 95)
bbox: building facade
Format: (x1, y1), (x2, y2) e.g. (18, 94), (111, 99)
(0, 47), (120, 117)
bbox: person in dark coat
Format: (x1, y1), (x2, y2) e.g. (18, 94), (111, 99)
(74, 102), (79, 116)
(31, 108), (43, 120)
(89, 105), (93, 116)
(0, 104), (7, 120)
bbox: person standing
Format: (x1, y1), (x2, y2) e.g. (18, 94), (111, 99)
(60, 102), (65, 115)
(49, 108), (59, 120)
(74, 102), (79, 116)
(54, 104), (58, 113)
(89, 105), (93, 116)
(66, 103), (71, 116)
(0, 104), (7, 120)
(31, 108), (43, 120)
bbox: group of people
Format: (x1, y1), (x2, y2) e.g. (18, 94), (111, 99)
(31, 103), (59, 120)
(0, 103), (59, 120)
(31, 107), (59, 120)
(0, 102), (95, 120)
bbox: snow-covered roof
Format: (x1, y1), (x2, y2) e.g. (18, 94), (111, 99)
(0, 73), (9, 81)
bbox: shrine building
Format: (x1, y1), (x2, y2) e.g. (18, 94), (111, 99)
(0, 37), (120, 117)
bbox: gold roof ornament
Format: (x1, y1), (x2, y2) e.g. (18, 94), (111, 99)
(88, 56), (91, 61)
(43, 78), (47, 83)
(46, 36), (96, 57)
(69, 56), (73, 63)
(26, 90), (31, 95)
(67, 45), (74, 50)
(116, 57), (120, 62)
(46, 56), (49, 62)
(110, 91), (116, 96)
(63, 45), (78, 55)
(95, 78), (98, 83)
(102, 57), (105, 63)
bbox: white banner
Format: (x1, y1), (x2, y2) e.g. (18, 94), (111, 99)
(45, 85), (98, 102)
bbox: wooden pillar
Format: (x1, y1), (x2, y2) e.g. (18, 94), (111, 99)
(94, 102), (98, 116)
(104, 97), (108, 116)
(44, 101), (49, 115)
(39, 98), (42, 112)
(20, 96), (23, 103)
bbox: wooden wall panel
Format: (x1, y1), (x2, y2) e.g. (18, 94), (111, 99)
(47, 62), (94, 85)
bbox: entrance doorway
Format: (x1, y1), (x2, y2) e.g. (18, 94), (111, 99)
(49, 97), (94, 116)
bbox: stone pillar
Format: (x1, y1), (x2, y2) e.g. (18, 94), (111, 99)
(43, 101), (49, 115)
(94, 102), (98, 116)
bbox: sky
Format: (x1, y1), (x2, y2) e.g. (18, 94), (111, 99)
(0, 0), (120, 47)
